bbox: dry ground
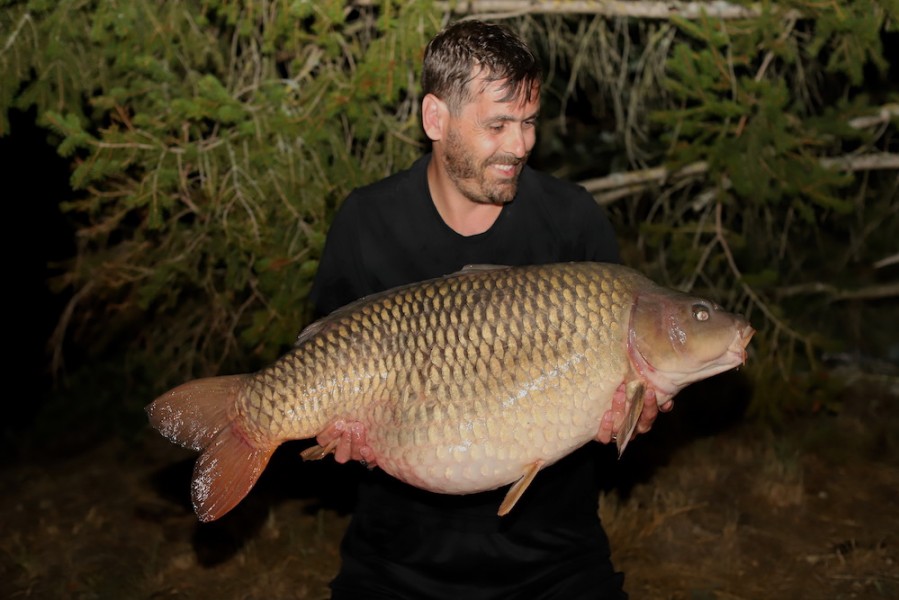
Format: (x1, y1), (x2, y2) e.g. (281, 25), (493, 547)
(2, 372), (897, 599)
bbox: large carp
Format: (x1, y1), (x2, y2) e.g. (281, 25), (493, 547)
(147, 262), (753, 522)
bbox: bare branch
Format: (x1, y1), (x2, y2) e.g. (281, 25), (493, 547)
(848, 104), (899, 129)
(820, 152), (899, 172)
(776, 281), (899, 302)
(1, 11), (34, 56)
(874, 253), (899, 269)
(581, 161), (709, 204)
(49, 280), (95, 377)
(582, 152), (899, 205)
(355, 0), (771, 20)
(713, 203), (814, 353)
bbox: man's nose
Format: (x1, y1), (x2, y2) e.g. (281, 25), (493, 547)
(503, 125), (528, 158)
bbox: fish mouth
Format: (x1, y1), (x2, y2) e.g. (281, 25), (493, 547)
(716, 321), (755, 371)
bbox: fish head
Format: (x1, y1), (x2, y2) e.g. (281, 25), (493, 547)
(627, 287), (754, 399)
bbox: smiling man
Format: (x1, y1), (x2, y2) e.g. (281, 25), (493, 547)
(422, 50), (540, 233)
(308, 19), (664, 600)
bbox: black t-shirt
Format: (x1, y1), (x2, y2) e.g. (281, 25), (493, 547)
(311, 154), (619, 315)
(309, 154), (626, 599)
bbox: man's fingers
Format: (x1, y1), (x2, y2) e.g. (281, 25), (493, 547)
(334, 435), (352, 464)
(633, 392), (657, 434)
(595, 411), (614, 444)
(311, 420), (379, 467)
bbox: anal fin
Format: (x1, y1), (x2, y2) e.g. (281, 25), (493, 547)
(498, 460), (544, 516)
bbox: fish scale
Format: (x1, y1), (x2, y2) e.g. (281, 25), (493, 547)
(147, 262), (753, 522)
(240, 263), (630, 494)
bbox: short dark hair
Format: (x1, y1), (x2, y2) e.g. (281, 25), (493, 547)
(422, 20), (542, 114)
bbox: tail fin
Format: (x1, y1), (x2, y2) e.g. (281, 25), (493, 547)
(146, 376), (276, 522)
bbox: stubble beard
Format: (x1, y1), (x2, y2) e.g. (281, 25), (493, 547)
(443, 128), (527, 205)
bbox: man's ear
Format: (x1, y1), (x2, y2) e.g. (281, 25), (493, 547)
(422, 93), (448, 142)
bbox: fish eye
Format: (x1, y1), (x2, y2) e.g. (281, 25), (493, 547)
(692, 304), (710, 321)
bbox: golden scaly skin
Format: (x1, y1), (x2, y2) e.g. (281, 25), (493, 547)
(147, 261), (752, 520)
(237, 263), (647, 495)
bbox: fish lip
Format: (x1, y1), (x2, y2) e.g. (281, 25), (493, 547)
(741, 324), (755, 349)
(736, 323), (755, 362)
(713, 325), (754, 373)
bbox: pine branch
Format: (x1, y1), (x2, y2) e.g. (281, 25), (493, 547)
(581, 104), (899, 203)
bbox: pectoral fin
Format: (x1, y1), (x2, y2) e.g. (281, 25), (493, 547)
(498, 460), (544, 516)
(616, 381), (646, 456)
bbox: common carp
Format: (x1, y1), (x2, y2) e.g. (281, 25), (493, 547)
(147, 262), (753, 522)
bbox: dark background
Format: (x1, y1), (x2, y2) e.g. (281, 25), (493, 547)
(3, 106), (74, 445)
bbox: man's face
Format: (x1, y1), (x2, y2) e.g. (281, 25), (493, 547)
(441, 78), (540, 205)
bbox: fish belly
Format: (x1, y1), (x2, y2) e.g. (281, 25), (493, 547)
(358, 357), (624, 494)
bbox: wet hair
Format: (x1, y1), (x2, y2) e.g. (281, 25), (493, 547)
(422, 20), (542, 114)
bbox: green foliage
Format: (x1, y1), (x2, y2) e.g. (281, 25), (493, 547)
(1, 1), (443, 432)
(632, 2), (898, 419)
(2, 1), (896, 430)
(806, 0), (891, 84)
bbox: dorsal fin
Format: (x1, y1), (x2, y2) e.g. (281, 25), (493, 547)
(456, 264), (511, 274)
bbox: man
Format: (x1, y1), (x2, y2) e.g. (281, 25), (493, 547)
(309, 19), (666, 600)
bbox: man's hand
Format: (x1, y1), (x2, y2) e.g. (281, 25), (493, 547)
(594, 384), (673, 444)
(634, 388), (673, 435)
